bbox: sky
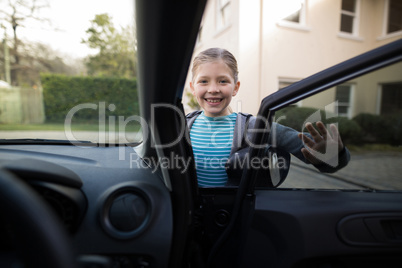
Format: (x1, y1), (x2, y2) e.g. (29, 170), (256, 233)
(1, 0), (135, 58)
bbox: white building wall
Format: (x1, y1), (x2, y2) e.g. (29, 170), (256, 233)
(182, 0), (402, 116)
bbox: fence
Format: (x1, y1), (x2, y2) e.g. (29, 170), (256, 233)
(0, 86), (45, 124)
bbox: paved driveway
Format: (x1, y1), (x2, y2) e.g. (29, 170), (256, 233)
(282, 152), (402, 190)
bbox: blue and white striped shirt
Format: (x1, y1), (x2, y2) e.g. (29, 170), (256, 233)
(189, 112), (237, 187)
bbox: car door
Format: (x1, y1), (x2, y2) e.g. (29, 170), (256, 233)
(194, 39), (402, 268)
(227, 39), (402, 268)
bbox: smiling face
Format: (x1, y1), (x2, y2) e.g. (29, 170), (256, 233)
(190, 60), (240, 117)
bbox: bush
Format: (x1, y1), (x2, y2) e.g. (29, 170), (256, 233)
(353, 113), (387, 143)
(353, 112), (402, 146)
(326, 116), (362, 144)
(275, 107), (320, 131)
(41, 74), (138, 123)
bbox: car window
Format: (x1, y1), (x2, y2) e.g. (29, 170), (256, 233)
(275, 61), (402, 190)
(0, 0), (141, 144)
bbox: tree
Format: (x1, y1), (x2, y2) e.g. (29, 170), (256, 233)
(0, 40), (82, 86)
(23, 42), (82, 83)
(0, 1), (79, 86)
(82, 13), (137, 78)
(0, 0), (50, 85)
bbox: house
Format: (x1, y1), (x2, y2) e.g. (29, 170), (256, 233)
(183, 0), (402, 118)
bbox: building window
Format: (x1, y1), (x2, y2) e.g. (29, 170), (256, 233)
(279, 81), (294, 90)
(196, 25), (203, 44)
(340, 0), (359, 35)
(279, 79), (302, 107)
(335, 84), (353, 118)
(380, 82), (402, 115)
(280, 0), (306, 25)
(216, 0), (231, 30)
(386, 0), (402, 34)
(282, 0), (304, 23)
(277, 0), (309, 31)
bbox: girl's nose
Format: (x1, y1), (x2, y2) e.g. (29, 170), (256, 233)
(208, 82), (220, 93)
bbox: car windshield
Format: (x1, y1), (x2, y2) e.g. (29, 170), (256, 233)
(0, 0), (141, 144)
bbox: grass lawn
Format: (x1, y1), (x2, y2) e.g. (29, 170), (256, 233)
(0, 123), (141, 132)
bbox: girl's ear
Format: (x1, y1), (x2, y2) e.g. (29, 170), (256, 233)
(232, 81), (240, 96)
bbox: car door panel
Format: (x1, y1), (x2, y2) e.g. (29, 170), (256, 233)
(232, 39), (402, 268)
(245, 190), (402, 267)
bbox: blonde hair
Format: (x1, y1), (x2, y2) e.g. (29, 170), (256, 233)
(191, 48), (239, 83)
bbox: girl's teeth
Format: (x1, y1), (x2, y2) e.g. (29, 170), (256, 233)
(207, 99), (220, 103)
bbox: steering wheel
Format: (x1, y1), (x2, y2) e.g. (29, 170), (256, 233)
(0, 169), (76, 268)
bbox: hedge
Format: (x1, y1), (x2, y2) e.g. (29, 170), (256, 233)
(275, 106), (402, 146)
(41, 74), (139, 123)
(353, 112), (402, 145)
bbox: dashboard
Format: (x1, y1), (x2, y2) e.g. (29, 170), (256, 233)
(0, 144), (173, 267)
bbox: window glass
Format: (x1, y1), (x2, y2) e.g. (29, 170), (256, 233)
(335, 85), (352, 118)
(217, 0), (231, 30)
(380, 82), (402, 114)
(196, 25), (203, 44)
(283, 10), (300, 23)
(387, 0), (402, 34)
(340, 0), (356, 34)
(0, 0), (141, 144)
(282, 0), (304, 24)
(279, 79), (302, 107)
(342, 0), (355, 12)
(279, 81), (294, 90)
(340, 14), (354, 33)
(273, 61), (402, 190)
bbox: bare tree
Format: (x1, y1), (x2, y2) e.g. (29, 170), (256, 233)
(0, 0), (50, 85)
(21, 42), (83, 84)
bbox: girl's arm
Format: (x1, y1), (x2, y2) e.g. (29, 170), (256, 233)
(270, 122), (350, 173)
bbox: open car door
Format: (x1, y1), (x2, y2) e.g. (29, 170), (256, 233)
(210, 39), (402, 268)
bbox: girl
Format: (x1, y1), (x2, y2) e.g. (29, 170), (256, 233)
(187, 48), (349, 187)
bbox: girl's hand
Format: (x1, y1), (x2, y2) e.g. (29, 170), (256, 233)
(297, 121), (344, 166)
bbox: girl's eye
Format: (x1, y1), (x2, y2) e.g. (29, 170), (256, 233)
(219, 80), (228, 84)
(199, 80), (208, 84)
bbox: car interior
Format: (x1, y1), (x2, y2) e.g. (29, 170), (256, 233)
(0, 0), (401, 267)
